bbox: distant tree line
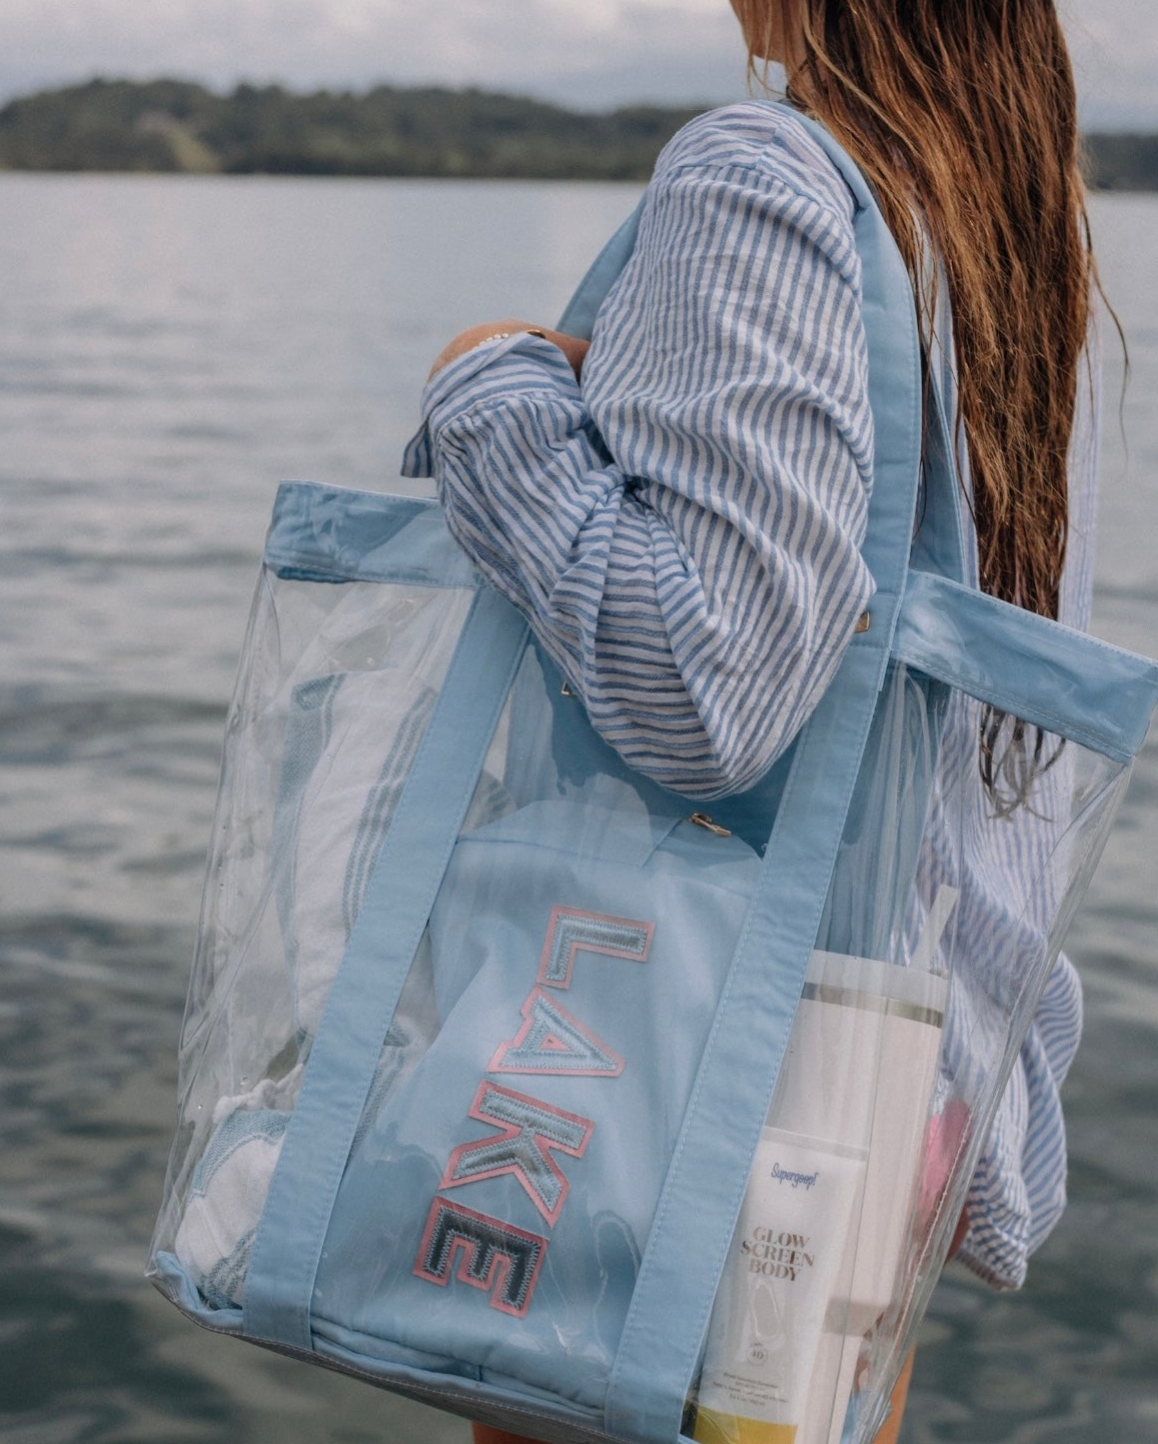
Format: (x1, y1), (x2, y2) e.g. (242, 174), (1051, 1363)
(0, 78), (1154, 189)
(1082, 132), (1158, 192)
(0, 79), (701, 180)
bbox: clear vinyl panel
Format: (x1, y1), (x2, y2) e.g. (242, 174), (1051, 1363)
(687, 662), (1130, 1444)
(149, 565), (475, 1284)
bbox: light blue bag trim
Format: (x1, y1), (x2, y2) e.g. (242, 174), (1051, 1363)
(265, 480), (480, 589)
(896, 569), (1158, 763)
(604, 111), (924, 1442)
(915, 365), (969, 587)
(242, 585), (530, 1350)
(556, 202), (644, 340)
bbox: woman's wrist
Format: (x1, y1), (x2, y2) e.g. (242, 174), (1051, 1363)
(428, 323), (549, 380)
(427, 321), (590, 383)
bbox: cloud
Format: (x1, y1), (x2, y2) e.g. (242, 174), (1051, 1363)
(0, 0), (1153, 124)
(0, 0), (737, 100)
(1064, 0), (1158, 125)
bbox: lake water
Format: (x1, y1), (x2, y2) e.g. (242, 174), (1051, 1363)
(1, 174), (1155, 1444)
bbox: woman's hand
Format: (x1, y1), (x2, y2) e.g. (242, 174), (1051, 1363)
(428, 320), (590, 382)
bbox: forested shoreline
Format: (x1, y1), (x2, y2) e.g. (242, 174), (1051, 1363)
(1, 78), (1155, 188)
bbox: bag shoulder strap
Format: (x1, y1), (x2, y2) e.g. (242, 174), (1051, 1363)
(242, 587), (530, 1348)
(556, 201), (644, 340)
(604, 110), (927, 1441)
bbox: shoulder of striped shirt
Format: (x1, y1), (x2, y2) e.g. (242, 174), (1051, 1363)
(654, 101), (857, 226)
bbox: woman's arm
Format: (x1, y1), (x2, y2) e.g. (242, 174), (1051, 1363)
(404, 105), (876, 799)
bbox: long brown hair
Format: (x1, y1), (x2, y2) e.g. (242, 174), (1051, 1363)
(739, 0), (1095, 623)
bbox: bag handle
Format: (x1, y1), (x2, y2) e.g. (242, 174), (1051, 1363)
(914, 354), (969, 587)
(242, 586), (530, 1349)
(604, 114), (927, 1442)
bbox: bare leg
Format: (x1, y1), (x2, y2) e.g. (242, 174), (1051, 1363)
(471, 1356), (917, 1444)
(869, 1348), (915, 1444)
(472, 1428), (539, 1444)
(473, 1428), (529, 1444)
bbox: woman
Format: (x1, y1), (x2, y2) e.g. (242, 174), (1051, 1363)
(404, 1), (1099, 1439)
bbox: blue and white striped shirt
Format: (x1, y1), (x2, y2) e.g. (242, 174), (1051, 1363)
(405, 106), (874, 799)
(403, 103), (1097, 1291)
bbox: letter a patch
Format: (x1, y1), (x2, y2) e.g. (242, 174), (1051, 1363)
(490, 988), (624, 1077)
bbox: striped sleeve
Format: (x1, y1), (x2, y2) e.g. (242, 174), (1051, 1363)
(402, 105), (876, 799)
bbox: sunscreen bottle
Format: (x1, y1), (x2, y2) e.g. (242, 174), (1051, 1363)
(693, 1128), (867, 1444)
(794, 894), (955, 1444)
(693, 890), (955, 1444)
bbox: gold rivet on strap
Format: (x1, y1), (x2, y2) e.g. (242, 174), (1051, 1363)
(855, 611), (871, 634)
(689, 813), (732, 837)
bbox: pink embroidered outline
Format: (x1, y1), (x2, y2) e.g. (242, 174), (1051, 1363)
(489, 987), (625, 1078)
(440, 1081), (594, 1226)
(413, 1196), (547, 1318)
(537, 905), (655, 991)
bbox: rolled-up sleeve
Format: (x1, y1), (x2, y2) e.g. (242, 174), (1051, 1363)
(402, 105), (876, 799)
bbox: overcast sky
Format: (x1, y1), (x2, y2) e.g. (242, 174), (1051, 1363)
(2, 0), (1155, 127)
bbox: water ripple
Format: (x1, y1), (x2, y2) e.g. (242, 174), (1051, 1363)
(0, 690), (226, 766)
(0, 175), (1155, 1444)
